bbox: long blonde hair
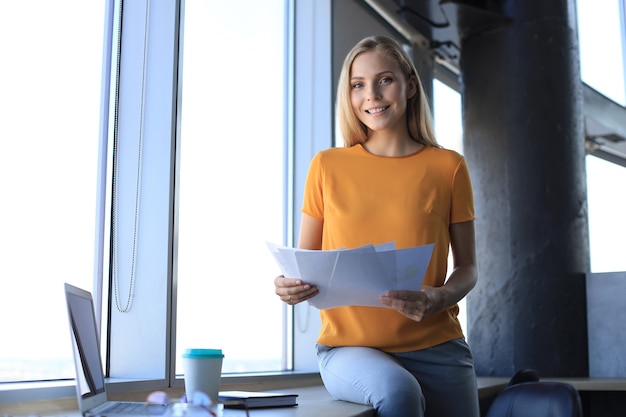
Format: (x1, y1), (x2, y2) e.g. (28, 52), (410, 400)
(336, 35), (439, 148)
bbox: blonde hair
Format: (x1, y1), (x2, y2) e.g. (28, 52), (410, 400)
(336, 35), (439, 148)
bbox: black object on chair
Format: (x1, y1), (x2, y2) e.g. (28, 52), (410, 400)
(485, 370), (583, 417)
(506, 368), (540, 388)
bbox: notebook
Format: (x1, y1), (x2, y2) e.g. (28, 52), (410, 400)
(218, 390), (298, 409)
(64, 283), (209, 417)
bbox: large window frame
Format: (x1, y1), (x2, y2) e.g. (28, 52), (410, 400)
(0, 1), (112, 408)
(103, 0), (332, 390)
(0, 0), (331, 404)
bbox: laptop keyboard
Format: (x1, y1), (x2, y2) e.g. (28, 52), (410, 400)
(98, 402), (169, 416)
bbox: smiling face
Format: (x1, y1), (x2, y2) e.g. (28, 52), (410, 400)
(349, 50), (417, 138)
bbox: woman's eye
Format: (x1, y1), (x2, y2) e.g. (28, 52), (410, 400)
(380, 77), (392, 85)
(352, 82), (363, 89)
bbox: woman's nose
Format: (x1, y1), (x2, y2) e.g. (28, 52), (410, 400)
(366, 85), (381, 100)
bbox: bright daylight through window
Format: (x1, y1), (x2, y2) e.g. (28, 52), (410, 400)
(578, 0), (626, 272)
(0, 1), (104, 382)
(175, 0), (287, 374)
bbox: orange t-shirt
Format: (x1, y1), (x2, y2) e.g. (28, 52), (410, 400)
(301, 144), (475, 352)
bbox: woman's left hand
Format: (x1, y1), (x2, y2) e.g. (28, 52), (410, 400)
(379, 286), (442, 322)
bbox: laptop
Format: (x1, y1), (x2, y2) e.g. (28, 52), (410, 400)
(64, 283), (210, 417)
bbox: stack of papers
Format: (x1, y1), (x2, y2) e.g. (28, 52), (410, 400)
(267, 242), (434, 310)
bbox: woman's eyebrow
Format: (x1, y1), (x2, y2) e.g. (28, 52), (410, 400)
(350, 70), (394, 81)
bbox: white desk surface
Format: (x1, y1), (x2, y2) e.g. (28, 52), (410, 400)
(9, 386), (373, 417)
(13, 377), (625, 417)
(220, 385), (373, 417)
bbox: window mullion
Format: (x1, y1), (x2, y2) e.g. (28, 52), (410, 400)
(291, 0), (332, 372)
(107, 0), (180, 382)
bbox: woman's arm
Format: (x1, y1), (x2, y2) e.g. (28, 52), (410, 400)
(436, 219), (478, 307)
(298, 213), (323, 250)
(274, 214), (322, 304)
(379, 220), (477, 321)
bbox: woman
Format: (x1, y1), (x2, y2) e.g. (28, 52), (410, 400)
(274, 35), (480, 417)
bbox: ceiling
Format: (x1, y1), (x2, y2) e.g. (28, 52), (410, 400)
(362, 0), (626, 167)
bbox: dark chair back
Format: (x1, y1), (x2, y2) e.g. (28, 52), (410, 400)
(485, 381), (583, 417)
(506, 369), (540, 388)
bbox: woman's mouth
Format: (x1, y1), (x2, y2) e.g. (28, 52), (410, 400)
(366, 106), (390, 114)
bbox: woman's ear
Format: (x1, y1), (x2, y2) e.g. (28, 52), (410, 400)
(407, 75), (418, 100)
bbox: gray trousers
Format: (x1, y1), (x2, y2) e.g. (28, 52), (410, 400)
(316, 338), (480, 417)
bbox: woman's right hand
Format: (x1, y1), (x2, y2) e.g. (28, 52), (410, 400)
(274, 275), (319, 305)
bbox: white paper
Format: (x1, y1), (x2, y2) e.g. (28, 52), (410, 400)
(267, 241), (434, 309)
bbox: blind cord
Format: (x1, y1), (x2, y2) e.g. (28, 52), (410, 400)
(111, 0), (151, 313)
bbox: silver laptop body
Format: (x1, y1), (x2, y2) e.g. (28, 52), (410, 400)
(64, 283), (208, 417)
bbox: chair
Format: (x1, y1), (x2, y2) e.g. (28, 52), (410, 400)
(505, 368), (540, 388)
(485, 381), (583, 417)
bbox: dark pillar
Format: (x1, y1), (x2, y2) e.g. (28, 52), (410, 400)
(462, 0), (590, 377)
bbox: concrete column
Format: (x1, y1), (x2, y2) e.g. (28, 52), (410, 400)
(462, 0), (590, 377)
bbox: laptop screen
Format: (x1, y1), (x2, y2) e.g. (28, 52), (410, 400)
(65, 284), (106, 399)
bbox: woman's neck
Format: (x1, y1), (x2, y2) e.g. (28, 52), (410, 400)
(363, 133), (423, 157)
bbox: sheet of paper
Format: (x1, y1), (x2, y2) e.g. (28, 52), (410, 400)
(267, 242), (434, 309)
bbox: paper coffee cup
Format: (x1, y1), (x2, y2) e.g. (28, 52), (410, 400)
(182, 348), (224, 403)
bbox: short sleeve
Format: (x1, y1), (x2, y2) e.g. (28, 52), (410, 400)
(450, 157), (475, 224)
(301, 152), (325, 221)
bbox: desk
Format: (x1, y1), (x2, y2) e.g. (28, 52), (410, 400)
(220, 386), (373, 417)
(542, 377), (626, 391)
(0, 386), (373, 417)
(0, 377), (553, 417)
(220, 378), (511, 416)
(2, 379), (510, 417)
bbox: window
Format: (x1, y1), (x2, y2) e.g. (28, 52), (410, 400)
(175, 0), (288, 374)
(432, 79), (467, 334)
(0, 1), (104, 383)
(433, 80), (463, 153)
(578, 0), (626, 272)
(577, 0), (626, 105)
(586, 156), (626, 272)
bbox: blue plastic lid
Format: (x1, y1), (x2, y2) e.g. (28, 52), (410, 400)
(182, 348), (224, 359)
